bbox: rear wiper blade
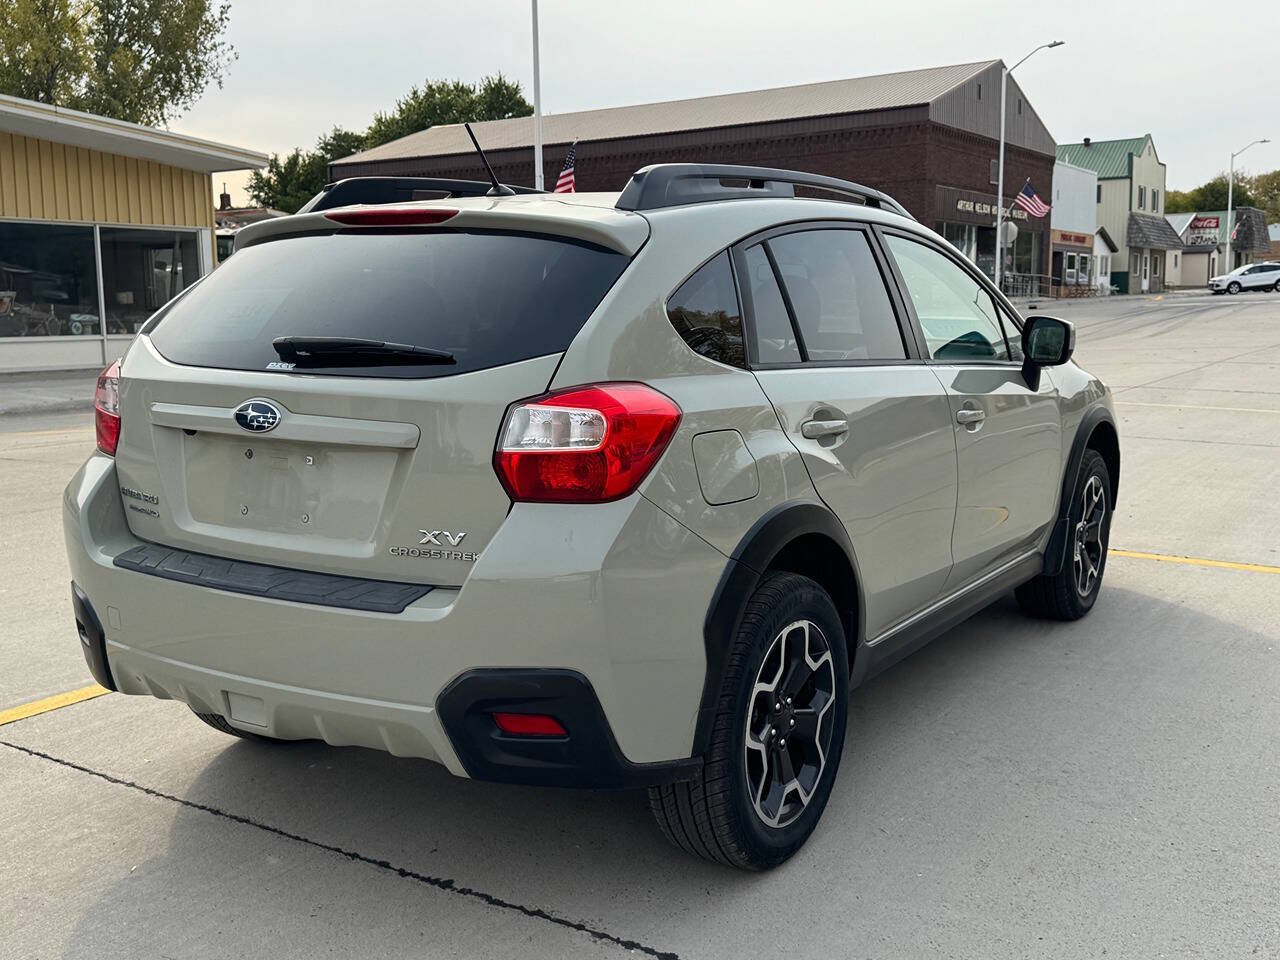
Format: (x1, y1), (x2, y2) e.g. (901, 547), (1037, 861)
(272, 336), (455, 366)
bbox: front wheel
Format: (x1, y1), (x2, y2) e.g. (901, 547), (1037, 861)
(648, 572), (849, 870)
(1016, 448), (1112, 620)
(1228, 281), (1242, 294)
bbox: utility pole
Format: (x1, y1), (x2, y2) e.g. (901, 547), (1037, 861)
(531, 0), (544, 190)
(995, 40), (1063, 291)
(1225, 138), (1269, 273)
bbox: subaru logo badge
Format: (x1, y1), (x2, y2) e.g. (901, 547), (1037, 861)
(234, 400), (281, 433)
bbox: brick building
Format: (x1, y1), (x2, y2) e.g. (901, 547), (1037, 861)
(331, 61), (1057, 283)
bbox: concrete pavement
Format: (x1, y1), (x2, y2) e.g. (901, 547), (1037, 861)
(2, 291), (1279, 959)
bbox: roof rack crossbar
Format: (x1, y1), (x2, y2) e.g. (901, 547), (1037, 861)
(615, 163), (913, 219)
(297, 176), (543, 214)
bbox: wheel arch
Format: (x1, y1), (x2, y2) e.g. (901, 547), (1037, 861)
(1043, 405), (1120, 577)
(695, 501), (864, 756)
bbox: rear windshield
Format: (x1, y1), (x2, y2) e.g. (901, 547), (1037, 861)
(145, 229), (630, 378)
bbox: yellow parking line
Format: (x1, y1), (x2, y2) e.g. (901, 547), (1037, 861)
(1110, 549), (1280, 575)
(0, 684), (110, 727)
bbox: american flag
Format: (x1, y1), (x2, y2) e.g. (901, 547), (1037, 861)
(554, 141), (577, 193)
(1013, 181), (1050, 218)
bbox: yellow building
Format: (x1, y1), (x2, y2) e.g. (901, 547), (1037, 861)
(0, 94), (266, 372)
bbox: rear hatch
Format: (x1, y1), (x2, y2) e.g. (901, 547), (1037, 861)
(113, 206), (641, 586)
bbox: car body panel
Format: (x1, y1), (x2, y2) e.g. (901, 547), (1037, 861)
(62, 182), (1119, 788)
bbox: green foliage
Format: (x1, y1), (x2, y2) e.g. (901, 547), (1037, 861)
(1167, 174), (1258, 213)
(1250, 170), (1280, 222)
(0, 0), (235, 126)
(364, 74), (531, 148)
(249, 75), (533, 214)
(0, 0), (87, 105)
(246, 127), (365, 213)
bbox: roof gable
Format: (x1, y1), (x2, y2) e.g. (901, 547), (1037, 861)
(335, 61), (1000, 168)
(1056, 135), (1151, 179)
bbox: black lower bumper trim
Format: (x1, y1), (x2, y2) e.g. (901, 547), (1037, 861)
(113, 541), (431, 614)
(436, 669), (700, 789)
(71, 582), (115, 691)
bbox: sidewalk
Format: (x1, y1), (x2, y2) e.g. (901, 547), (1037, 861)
(0, 369), (98, 417)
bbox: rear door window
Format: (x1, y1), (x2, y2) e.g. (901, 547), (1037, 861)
(766, 229), (906, 362)
(742, 244), (801, 364)
(145, 230), (630, 378)
(665, 252), (746, 367)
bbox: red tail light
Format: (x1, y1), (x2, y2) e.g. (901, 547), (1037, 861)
(94, 359), (121, 456)
(495, 383), (681, 503)
(492, 712), (567, 737)
(324, 207), (458, 226)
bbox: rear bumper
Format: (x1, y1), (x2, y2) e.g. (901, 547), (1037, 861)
(62, 454), (725, 785)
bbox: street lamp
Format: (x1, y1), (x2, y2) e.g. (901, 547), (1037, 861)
(994, 40), (1064, 291)
(1225, 138), (1270, 273)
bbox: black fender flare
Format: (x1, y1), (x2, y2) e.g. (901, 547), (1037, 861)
(1043, 405), (1119, 576)
(693, 501), (864, 756)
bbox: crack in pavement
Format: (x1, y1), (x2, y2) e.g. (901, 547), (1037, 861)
(1, 739), (680, 960)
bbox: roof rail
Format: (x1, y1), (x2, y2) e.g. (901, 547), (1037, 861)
(297, 176), (543, 214)
(615, 163), (914, 219)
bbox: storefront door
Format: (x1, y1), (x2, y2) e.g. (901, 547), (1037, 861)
(1141, 251), (1150, 292)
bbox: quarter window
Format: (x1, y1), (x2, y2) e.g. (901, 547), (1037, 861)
(884, 235), (1011, 361)
(666, 251), (746, 368)
(766, 229), (906, 361)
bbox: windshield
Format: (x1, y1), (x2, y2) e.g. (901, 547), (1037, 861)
(144, 229), (630, 378)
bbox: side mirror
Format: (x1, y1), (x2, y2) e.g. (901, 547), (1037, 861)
(1022, 316), (1075, 366)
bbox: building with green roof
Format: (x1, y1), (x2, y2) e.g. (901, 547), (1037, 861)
(1056, 135), (1178, 293)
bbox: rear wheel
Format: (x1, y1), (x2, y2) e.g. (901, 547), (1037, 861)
(190, 707), (284, 744)
(1016, 448), (1112, 620)
(648, 571), (849, 870)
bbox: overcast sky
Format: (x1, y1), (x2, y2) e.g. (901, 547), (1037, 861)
(174, 0), (1277, 207)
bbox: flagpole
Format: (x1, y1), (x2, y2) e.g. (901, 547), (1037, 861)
(531, 0), (544, 191)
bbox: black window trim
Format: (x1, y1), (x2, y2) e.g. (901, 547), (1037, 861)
(874, 224), (1025, 369)
(728, 219), (927, 371)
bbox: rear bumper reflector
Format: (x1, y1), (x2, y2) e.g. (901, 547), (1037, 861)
(113, 541), (432, 614)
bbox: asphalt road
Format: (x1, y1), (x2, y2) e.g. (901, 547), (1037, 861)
(3, 290), (1279, 959)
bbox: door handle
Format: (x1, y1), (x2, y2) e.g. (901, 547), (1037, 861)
(801, 418), (849, 440)
(955, 408), (986, 425)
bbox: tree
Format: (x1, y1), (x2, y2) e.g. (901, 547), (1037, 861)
(364, 74), (531, 148)
(0, 0), (235, 126)
(247, 127), (364, 213)
(250, 75), (534, 214)
(1165, 173), (1257, 213)
(0, 0), (87, 106)
(1250, 169), (1280, 222)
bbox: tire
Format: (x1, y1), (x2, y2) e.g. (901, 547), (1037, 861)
(1272, 281), (1280, 293)
(190, 706), (284, 744)
(648, 571), (849, 870)
(1228, 281), (1242, 294)
(1016, 448), (1112, 621)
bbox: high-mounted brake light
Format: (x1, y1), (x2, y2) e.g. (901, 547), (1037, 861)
(495, 383), (681, 503)
(323, 207), (459, 226)
(94, 359), (121, 456)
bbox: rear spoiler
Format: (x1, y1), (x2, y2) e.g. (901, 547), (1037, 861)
(298, 177), (543, 213)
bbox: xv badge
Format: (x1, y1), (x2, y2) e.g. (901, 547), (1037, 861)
(419, 530), (467, 547)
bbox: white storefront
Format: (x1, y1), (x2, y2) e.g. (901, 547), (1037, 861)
(1049, 160), (1098, 296)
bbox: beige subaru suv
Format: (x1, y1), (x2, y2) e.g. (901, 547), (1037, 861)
(64, 164), (1118, 869)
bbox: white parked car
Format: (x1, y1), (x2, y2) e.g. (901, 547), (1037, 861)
(1209, 262), (1280, 294)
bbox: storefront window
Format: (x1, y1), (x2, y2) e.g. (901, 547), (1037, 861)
(0, 221), (100, 336)
(99, 227), (200, 334)
(1011, 230), (1041, 276)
